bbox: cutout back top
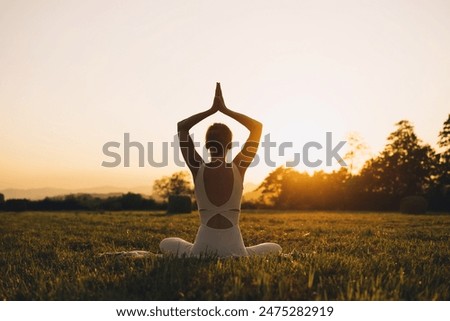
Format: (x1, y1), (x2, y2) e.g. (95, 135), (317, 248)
(160, 161), (282, 257)
(194, 162), (243, 228)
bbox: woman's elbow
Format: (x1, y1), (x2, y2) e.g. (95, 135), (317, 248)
(254, 121), (263, 134)
(177, 121), (186, 132)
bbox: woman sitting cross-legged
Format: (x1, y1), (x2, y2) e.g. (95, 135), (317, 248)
(160, 83), (282, 257)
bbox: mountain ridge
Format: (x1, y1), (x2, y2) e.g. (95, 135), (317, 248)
(0, 183), (260, 200)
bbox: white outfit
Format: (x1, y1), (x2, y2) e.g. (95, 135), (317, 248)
(159, 163), (281, 257)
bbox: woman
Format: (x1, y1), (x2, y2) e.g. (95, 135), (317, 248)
(160, 83), (281, 257)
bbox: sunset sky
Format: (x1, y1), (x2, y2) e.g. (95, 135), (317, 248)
(1, 0), (449, 192)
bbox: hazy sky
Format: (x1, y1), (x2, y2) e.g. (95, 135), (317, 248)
(1, 0), (449, 190)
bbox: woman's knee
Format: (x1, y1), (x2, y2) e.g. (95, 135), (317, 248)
(159, 237), (178, 252)
(160, 237), (192, 255)
(246, 242), (282, 256)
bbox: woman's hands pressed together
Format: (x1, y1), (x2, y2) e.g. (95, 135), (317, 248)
(211, 82), (227, 113)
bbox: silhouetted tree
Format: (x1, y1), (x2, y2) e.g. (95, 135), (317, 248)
(3, 199), (30, 211)
(257, 166), (293, 206)
(62, 194), (86, 210)
(437, 114), (450, 186)
(314, 167), (350, 209)
(153, 171), (193, 200)
(343, 132), (371, 175)
(275, 169), (311, 209)
(120, 193), (144, 210)
(0, 193), (162, 212)
(0, 193), (4, 204)
(258, 166), (350, 210)
(427, 114), (450, 211)
(360, 120), (437, 198)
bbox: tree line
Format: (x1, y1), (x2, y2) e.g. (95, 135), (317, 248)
(0, 193), (164, 212)
(254, 116), (449, 212)
(1, 116), (448, 213)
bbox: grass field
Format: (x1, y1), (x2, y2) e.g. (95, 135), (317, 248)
(0, 210), (449, 300)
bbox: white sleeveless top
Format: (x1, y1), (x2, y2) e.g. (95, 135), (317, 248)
(159, 161), (282, 257)
(194, 162), (243, 226)
(191, 162), (247, 256)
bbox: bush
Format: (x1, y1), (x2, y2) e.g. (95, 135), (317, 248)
(400, 195), (428, 214)
(167, 195), (192, 214)
(3, 199), (30, 212)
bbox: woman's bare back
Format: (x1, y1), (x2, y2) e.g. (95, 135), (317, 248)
(202, 163), (235, 229)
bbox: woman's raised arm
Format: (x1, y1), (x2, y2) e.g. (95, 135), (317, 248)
(216, 84), (262, 176)
(178, 83), (222, 176)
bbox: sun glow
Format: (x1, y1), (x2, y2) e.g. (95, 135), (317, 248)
(1, 0), (449, 192)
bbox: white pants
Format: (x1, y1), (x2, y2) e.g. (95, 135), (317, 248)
(160, 225), (281, 257)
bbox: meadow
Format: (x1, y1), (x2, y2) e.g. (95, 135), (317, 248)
(0, 210), (449, 300)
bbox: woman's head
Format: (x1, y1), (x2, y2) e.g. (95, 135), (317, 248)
(205, 123), (232, 156)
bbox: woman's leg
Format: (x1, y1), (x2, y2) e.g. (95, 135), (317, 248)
(246, 243), (282, 256)
(159, 237), (193, 257)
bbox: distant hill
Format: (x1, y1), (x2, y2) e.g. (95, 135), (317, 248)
(1, 183), (260, 201)
(0, 186), (152, 200)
